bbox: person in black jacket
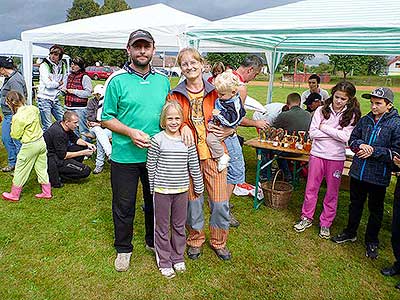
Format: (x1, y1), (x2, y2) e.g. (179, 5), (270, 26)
(332, 87), (400, 260)
(44, 111), (96, 188)
(381, 157), (400, 289)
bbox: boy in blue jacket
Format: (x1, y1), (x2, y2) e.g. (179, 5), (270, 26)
(332, 87), (400, 260)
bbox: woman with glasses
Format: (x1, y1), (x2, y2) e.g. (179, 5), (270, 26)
(168, 48), (232, 261)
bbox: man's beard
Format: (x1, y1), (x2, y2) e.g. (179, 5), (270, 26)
(131, 56), (152, 67)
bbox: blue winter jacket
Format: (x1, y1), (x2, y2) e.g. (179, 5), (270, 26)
(349, 108), (400, 186)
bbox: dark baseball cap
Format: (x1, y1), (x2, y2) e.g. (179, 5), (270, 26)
(0, 56), (14, 69)
(304, 92), (322, 106)
(127, 29), (154, 46)
(362, 87), (394, 103)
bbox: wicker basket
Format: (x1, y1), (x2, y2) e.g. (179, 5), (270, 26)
(261, 170), (293, 209)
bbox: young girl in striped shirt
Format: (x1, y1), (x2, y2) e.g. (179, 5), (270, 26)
(147, 101), (203, 279)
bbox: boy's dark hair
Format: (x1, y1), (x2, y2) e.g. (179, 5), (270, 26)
(286, 93), (301, 105)
(309, 74), (321, 84)
(72, 56), (86, 71)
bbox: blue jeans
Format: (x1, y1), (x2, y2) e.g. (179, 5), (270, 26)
(225, 135), (245, 185)
(66, 108), (89, 139)
(1, 114), (22, 166)
(37, 97), (65, 132)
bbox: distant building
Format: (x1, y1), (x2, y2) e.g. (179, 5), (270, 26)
(387, 56), (400, 75)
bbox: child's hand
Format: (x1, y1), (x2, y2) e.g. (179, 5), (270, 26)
(212, 109), (220, 116)
(357, 144), (374, 159)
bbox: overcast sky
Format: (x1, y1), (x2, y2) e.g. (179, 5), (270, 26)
(0, 0), (301, 41)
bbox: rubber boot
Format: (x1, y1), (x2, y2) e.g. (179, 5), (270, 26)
(2, 185), (22, 202)
(35, 183), (52, 199)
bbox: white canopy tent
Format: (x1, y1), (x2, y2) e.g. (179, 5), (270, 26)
(20, 4), (260, 103)
(187, 0), (400, 102)
(0, 39), (51, 57)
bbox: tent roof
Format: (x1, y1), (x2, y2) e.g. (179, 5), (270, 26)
(187, 0), (400, 55)
(0, 39), (55, 58)
(20, 4), (256, 53)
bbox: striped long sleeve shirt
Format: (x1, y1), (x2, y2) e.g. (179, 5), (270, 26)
(147, 131), (204, 195)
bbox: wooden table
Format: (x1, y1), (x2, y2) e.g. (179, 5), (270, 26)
(245, 138), (353, 209)
(245, 138), (310, 209)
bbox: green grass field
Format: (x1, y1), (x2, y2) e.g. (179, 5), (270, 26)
(0, 81), (399, 299)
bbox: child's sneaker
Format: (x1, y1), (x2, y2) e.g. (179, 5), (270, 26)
(160, 267), (176, 279)
(93, 165), (104, 174)
(319, 226), (330, 239)
(173, 262), (186, 273)
(293, 216), (312, 232)
(217, 153), (230, 172)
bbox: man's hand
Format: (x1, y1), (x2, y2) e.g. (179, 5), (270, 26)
(129, 128), (151, 148)
(181, 125), (194, 147)
(208, 123), (235, 139)
(253, 119), (269, 130)
(86, 142), (96, 152)
(356, 144), (374, 159)
(81, 148), (94, 157)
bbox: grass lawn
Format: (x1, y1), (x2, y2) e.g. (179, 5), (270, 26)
(0, 81), (400, 299)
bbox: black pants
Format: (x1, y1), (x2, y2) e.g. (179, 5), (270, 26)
(345, 177), (386, 245)
(111, 160), (154, 253)
(392, 178), (400, 270)
(47, 145), (91, 187)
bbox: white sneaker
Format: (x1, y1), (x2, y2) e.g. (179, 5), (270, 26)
(217, 153), (230, 172)
(114, 252), (132, 272)
(93, 165), (104, 174)
(173, 262), (186, 273)
(293, 217), (312, 232)
(319, 226), (331, 239)
(159, 267), (176, 279)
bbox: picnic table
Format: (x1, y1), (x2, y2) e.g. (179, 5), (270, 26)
(245, 138), (353, 209)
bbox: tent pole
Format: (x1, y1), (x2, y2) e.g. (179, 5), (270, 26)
(22, 41), (33, 105)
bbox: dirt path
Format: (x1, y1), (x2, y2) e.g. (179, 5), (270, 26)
(248, 81), (400, 92)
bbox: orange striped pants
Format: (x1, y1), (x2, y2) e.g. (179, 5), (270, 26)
(186, 158), (230, 249)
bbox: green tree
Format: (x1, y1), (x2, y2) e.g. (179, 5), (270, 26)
(101, 0), (130, 14)
(328, 55), (387, 78)
(205, 53), (249, 69)
(64, 0), (131, 67)
(66, 0), (100, 21)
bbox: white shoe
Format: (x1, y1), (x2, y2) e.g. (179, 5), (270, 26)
(217, 153), (230, 172)
(173, 262), (186, 273)
(114, 252), (132, 272)
(319, 226), (331, 239)
(293, 217), (312, 232)
(159, 267), (176, 279)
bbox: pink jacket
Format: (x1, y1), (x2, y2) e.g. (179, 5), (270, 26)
(309, 105), (355, 161)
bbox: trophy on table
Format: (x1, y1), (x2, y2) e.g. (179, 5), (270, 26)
(269, 127), (277, 143)
(298, 131), (306, 150)
(304, 138), (312, 152)
(289, 133), (298, 149)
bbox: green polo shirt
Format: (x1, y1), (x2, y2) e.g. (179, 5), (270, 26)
(101, 69), (170, 163)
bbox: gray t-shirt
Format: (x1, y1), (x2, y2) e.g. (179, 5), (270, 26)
(0, 70), (27, 115)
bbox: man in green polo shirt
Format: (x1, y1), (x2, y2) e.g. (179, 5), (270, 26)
(101, 29), (170, 272)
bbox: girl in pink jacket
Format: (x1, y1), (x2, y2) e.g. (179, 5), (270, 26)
(294, 81), (361, 239)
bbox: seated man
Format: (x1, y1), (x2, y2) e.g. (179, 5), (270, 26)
(44, 110), (96, 188)
(262, 93), (311, 181)
(304, 92), (323, 116)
